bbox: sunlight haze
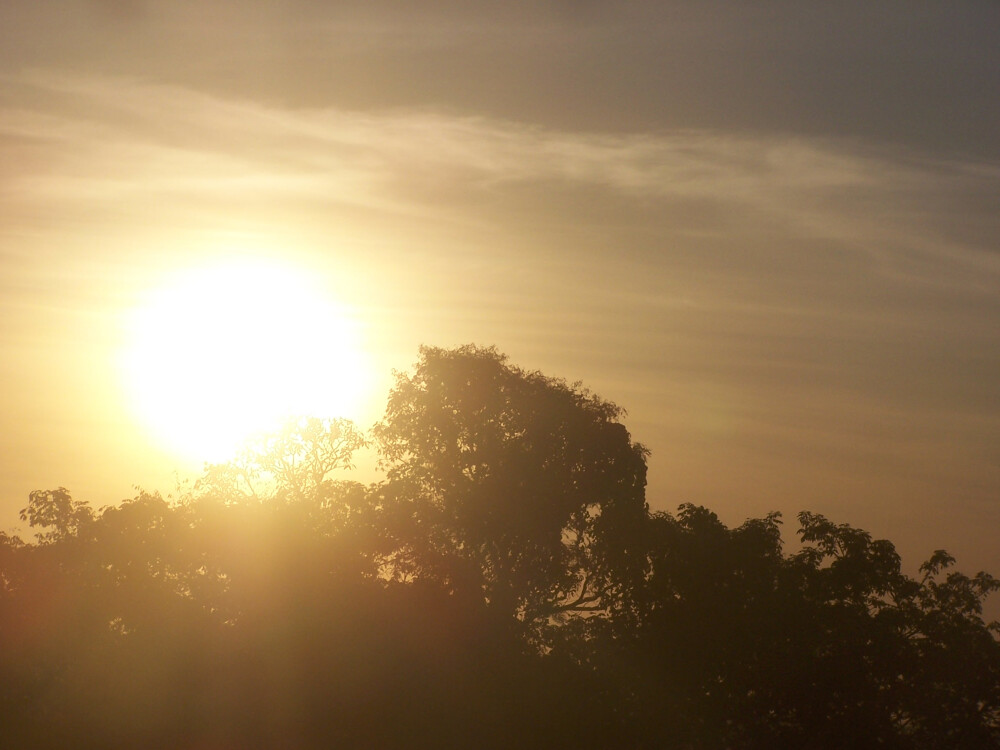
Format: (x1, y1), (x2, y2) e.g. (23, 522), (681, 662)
(120, 257), (376, 463)
(0, 1), (997, 587)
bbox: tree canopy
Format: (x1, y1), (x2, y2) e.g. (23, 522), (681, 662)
(372, 345), (650, 631)
(1, 345), (998, 748)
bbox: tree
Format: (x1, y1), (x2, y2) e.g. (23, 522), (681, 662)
(582, 505), (1000, 749)
(195, 416), (366, 505)
(19, 487), (94, 544)
(372, 345), (650, 631)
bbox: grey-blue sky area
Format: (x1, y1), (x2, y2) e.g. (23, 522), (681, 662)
(2, 1), (998, 159)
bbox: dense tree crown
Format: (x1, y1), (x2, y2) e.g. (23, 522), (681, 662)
(1, 345), (998, 748)
(372, 345), (650, 630)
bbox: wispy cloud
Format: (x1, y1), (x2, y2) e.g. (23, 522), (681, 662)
(4, 72), (996, 287)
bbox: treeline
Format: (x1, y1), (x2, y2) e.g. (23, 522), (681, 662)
(2, 346), (998, 748)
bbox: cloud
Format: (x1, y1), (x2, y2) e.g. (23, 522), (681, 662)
(2, 71), (997, 343)
(5, 2), (997, 159)
(2, 70), (997, 334)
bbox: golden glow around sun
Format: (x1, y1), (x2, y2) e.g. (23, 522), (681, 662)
(121, 259), (372, 463)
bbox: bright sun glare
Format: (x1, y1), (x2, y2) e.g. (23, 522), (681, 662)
(121, 259), (371, 463)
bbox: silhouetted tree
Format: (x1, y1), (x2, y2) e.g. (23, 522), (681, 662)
(196, 416), (366, 504)
(372, 344), (650, 635)
(19, 487), (95, 543)
(572, 505), (1000, 749)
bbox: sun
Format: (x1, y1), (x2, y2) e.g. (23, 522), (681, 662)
(121, 258), (372, 463)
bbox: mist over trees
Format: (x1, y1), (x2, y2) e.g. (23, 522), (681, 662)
(2, 345), (998, 748)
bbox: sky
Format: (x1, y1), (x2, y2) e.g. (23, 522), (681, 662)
(1, 1), (998, 581)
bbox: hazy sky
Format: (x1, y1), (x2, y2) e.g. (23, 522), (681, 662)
(1, 2), (998, 578)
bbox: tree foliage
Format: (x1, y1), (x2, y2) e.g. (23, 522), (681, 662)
(1, 346), (998, 748)
(372, 345), (650, 629)
(572, 505), (1000, 748)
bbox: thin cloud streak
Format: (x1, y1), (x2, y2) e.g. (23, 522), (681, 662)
(4, 72), (998, 283)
